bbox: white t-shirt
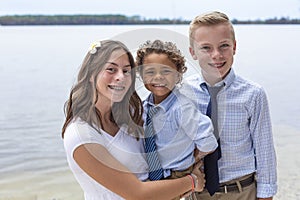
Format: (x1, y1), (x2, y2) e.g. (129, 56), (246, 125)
(63, 118), (149, 200)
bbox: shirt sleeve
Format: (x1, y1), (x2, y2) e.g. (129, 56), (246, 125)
(64, 121), (106, 163)
(178, 101), (218, 153)
(249, 88), (277, 198)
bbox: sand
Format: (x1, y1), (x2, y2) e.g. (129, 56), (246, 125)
(0, 124), (299, 200)
(0, 169), (83, 200)
(273, 125), (300, 199)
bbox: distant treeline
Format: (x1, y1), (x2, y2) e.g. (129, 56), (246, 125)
(1, 14), (300, 25)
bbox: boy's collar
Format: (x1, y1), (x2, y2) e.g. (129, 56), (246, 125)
(145, 88), (179, 112)
(200, 68), (236, 89)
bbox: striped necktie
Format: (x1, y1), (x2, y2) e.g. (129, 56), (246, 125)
(144, 106), (164, 180)
(204, 85), (223, 196)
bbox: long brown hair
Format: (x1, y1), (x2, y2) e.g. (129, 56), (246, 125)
(62, 40), (143, 139)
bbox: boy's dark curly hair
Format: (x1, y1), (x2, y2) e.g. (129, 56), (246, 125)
(136, 40), (187, 76)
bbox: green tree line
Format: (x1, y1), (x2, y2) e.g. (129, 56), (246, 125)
(0, 14), (300, 25)
(0, 15), (188, 25)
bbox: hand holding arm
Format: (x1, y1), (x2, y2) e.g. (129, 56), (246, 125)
(74, 143), (202, 200)
(192, 160), (205, 192)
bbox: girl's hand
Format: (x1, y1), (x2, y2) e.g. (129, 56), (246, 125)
(192, 160), (205, 192)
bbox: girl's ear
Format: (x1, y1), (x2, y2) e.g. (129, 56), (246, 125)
(90, 76), (94, 83)
(189, 47), (197, 60)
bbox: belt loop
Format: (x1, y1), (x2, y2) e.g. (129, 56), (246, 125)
(224, 185), (227, 194)
(236, 181), (243, 192)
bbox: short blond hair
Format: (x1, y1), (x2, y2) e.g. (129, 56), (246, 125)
(189, 11), (235, 46)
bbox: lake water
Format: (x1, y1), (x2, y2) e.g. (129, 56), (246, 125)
(0, 24), (299, 199)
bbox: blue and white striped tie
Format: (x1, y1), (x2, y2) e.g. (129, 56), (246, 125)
(144, 106), (164, 181)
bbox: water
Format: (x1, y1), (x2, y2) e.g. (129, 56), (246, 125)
(0, 24), (299, 199)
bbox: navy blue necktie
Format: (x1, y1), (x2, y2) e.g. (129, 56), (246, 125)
(144, 107), (164, 180)
(204, 85), (223, 196)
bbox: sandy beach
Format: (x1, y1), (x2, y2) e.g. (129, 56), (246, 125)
(0, 124), (298, 200)
(272, 125), (300, 199)
(0, 169), (83, 200)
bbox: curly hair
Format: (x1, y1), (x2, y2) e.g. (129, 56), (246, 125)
(136, 40), (187, 77)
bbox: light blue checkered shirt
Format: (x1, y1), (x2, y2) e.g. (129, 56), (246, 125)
(180, 69), (277, 198)
(143, 88), (218, 178)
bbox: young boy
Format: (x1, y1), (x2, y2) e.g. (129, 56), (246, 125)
(184, 11), (277, 199)
(136, 40), (218, 199)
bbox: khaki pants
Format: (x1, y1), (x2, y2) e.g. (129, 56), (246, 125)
(195, 174), (257, 200)
(167, 166), (195, 200)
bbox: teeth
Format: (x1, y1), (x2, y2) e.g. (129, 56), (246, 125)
(211, 63), (224, 67)
(109, 85), (125, 91)
(153, 84), (166, 87)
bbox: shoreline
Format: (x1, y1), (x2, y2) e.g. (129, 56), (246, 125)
(0, 169), (83, 200)
(0, 124), (299, 199)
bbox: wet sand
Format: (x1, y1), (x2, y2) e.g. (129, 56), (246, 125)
(0, 169), (82, 200)
(0, 124), (299, 200)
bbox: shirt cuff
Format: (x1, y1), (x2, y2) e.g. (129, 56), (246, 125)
(256, 182), (277, 198)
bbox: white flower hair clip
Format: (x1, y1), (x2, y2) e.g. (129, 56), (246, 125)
(89, 41), (101, 54)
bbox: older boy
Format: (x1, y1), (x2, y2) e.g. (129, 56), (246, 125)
(183, 11), (277, 200)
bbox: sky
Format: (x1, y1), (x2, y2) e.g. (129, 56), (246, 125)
(0, 0), (300, 21)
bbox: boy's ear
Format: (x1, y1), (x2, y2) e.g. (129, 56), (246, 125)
(233, 40), (237, 55)
(137, 73), (144, 82)
(137, 67), (144, 81)
(189, 47), (197, 60)
(176, 73), (183, 84)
